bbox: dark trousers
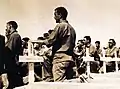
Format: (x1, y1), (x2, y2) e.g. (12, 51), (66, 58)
(42, 56), (53, 82)
(7, 71), (23, 89)
(52, 61), (75, 82)
(6, 63), (23, 89)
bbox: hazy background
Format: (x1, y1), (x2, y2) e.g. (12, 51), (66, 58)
(0, 0), (120, 47)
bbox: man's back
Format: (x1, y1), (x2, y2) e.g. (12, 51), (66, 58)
(51, 20), (76, 56)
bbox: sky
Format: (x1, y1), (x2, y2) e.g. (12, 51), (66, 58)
(0, 0), (120, 47)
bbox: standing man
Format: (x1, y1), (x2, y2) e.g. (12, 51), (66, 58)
(39, 7), (76, 81)
(5, 21), (23, 88)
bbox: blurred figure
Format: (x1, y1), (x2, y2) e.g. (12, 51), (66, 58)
(83, 36), (95, 57)
(33, 37), (43, 82)
(0, 35), (8, 89)
(117, 47), (120, 70)
(36, 35), (53, 82)
(48, 29), (54, 35)
(94, 41), (103, 73)
(5, 29), (10, 41)
(105, 39), (118, 72)
(117, 47), (120, 58)
(43, 33), (49, 39)
(74, 40), (85, 57)
(105, 39), (117, 57)
(19, 37), (30, 85)
(73, 40), (86, 76)
(83, 36), (96, 73)
(21, 37), (30, 56)
(5, 21), (23, 88)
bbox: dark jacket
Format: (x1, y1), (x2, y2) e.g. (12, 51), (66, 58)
(44, 20), (76, 56)
(5, 31), (22, 71)
(44, 20), (76, 63)
(0, 35), (5, 74)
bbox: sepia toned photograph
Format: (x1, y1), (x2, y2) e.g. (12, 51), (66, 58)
(0, 0), (120, 89)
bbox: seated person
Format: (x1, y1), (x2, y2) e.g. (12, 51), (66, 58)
(105, 39), (118, 72)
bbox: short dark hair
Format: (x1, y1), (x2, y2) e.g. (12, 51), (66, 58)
(37, 37), (44, 40)
(84, 36), (91, 43)
(43, 33), (49, 38)
(7, 21), (18, 29)
(48, 29), (54, 34)
(95, 41), (100, 44)
(78, 39), (83, 43)
(109, 39), (116, 46)
(55, 7), (68, 20)
(22, 37), (30, 42)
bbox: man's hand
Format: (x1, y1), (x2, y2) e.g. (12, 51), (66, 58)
(1, 73), (9, 89)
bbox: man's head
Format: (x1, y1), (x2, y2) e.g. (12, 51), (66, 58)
(37, 37), (44, 40)
(95, 41), (100, 49)
(43, 33), (49, 39)
(48, 29), (54, 35)
(6, 21), (18, 33)
(22, 37), (30, 42)
(54, 7), (68, 23)
(34, 37), (44, 50)
(108, 39), (116, 48)
(83, 36), (91, 45)
(77, 40), (84, 47)
(22, 37), (30, 49)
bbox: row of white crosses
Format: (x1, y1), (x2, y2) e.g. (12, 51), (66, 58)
(19, 41), (120, 83)
(19, 40), (44, 84)
(84, 47), (120, 75)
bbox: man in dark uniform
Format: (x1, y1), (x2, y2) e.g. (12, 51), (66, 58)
(5, 21), (23, 88)
(0, 35), (6, 89)
(39, 7), (76, 81)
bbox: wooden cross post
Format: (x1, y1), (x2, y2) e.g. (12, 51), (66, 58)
(28, 41), (34, 83)
(83, 57), (94, 75)
(19, 40), (44, 83)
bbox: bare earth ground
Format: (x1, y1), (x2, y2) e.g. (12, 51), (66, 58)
(14, 72), (120, 89)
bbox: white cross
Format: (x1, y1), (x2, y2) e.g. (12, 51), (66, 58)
(19, 41), (44, 83)
(83, 57), (120, 74)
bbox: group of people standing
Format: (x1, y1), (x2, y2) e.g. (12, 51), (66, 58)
(0, 7), (77, 89)
(0, 6), (120, 89)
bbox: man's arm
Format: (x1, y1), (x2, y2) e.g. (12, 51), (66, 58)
(89, 45), (95, 57)
(43, 24), (60, 47)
